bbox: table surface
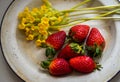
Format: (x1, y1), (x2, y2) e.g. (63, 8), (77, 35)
(0, 0), (120, 82)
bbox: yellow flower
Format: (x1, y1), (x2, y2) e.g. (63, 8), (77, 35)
(18, 0), (69, 46)
(18, 8), (29, 19)
(18, 13), (23, 19)
(26, 34), (34, 40)
(24, 7), (29, 12)
(40, 17), (50, 29)
(35, 39), (41, 46)
(41, 40), (45, 43)
(32, 8), (39, 13)
(41, 5), (47, 10)
(43, 23), (49, 29)
(25, 30), (32, 36)
(25, 13), (31, 18)
(38, 22), (49, 31)
(38, 23), (44, 30)
(18, 23), (25, 29)
(57, 16), (62, 22)
(25, 27), (30, 32)
(41, 30), (48, 35)
(26, 16), (35, 23)
(31, 26), (35, 31)
(65, 13), (69, 17)
(35, 39), (46, 46)
(41, 17), (49, 22)
(21, 18), (26, 23)
(51, 22), (55, 25)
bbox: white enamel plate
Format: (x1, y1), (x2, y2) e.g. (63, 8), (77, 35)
(1, 0), (120, 82)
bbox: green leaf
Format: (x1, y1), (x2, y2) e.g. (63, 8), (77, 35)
(41, 60), (51, 69)
(95, 62), (103, 71)
(70, 43), (84, 54)
(86, 43), (103, 58)
(46, 47), (56, 59)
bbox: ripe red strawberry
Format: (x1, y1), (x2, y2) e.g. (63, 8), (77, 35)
(69, 25), (90, 43)
(86, 28), (105, 57)
(69, 56), (96, 73)
(46, 31), (66, 50)
(41, 58), (72, 76)
(57, 43), (84, 59)
(45, 31), (66, 58)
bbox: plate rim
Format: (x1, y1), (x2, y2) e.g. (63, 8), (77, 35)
(0, 0), (120, 82)
(0, 0), (24, 82)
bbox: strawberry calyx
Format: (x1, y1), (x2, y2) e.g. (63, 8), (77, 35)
(41, 59), (52, 69)
(70, 43), (85, 54)
(46, 47), (56, 59)
(86, 43), (103, 58)
(95, 62), (103, 71)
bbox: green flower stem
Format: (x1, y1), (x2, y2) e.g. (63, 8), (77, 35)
(69, 11), (120, 17)
(95, 8), (120, 17)
(69, 17), (120, 22)
(68, 11), (108, 17)
(69, 8), (120, 23)
(71, 0), (91, 9)
(50, 20), (84, 28)
(51, 8), (120, 28)
(60, 5), (120, 13)
(42, 0), (52, 7)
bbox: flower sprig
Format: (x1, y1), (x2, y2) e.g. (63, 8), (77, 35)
(18, 0), (120, 47)
(18, 0), (69, 46)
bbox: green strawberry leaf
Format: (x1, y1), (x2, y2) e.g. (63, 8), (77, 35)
(46, 47), (56, 59)
(70, 43), (85, 54)
(95, 62), (103, 71)
(41, 60), (51, 69)
(86, 43), (103, 58)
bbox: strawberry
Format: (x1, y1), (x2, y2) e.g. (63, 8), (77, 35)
(57, 43), (84, 59)
(69, 56), (96, 73)
(68, 25), (90, 43)
(41, 58), (72, 76)
(86, 28), (105, 57)
(45, 31), (66, 58)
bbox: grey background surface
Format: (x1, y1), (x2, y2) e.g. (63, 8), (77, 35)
(0, 0), (120, 82)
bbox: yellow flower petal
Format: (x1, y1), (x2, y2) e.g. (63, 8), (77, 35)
(32, 8), (39, 12)
(57, 16), (62, 22)
(26, 34), (34, 40)
(25, 27), (30, 32)
(41, 17), (49, 22)
(35, 39), (41, 46)
(41, 5), (47, 10)
(31, 26), (35, 31)
(22, 18), (26, 23)
(24, 7), (29, 12)
(18, 24), (25, 29)
(65, 13), (69, 17)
